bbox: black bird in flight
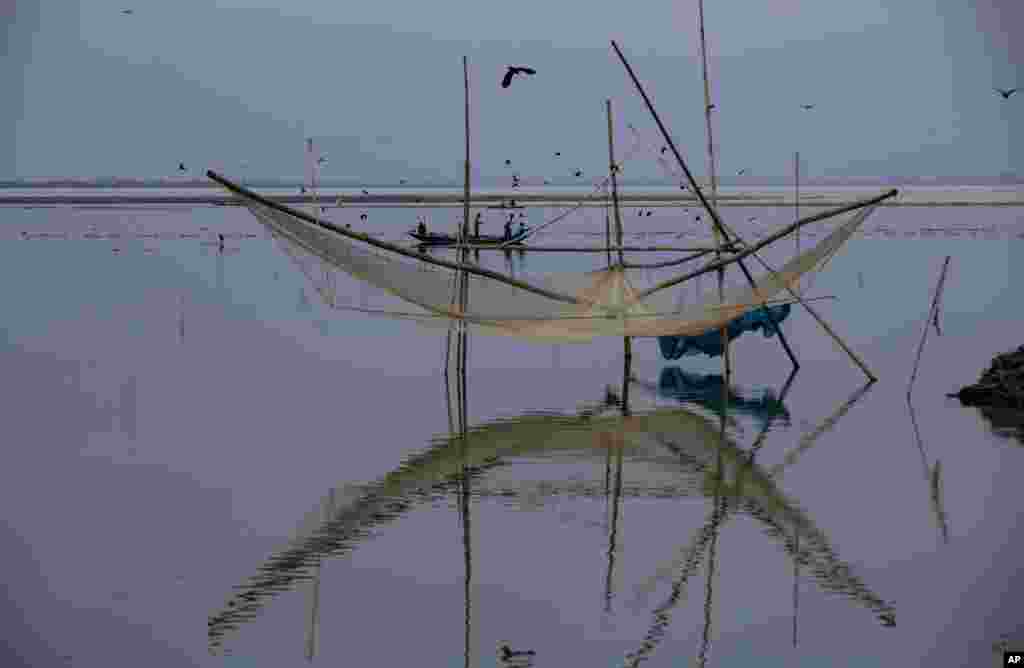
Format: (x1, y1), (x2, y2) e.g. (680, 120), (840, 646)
(800, 104), (815, 110)
(178, 162), (186, 172)
(737, 168), (748, 176)
(994, 87), (1019, 99)
(501, 66), (537, 89)
(505, 159), (512, 166)
(554, 151), (561, 157)
(573, 169), (583, 178)
(500, 645), (536, 661)
(122, 9), (134, 15)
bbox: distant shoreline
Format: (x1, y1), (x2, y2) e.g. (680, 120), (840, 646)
(1, 177), (1022, 189)
(2, 188), (1022, 207)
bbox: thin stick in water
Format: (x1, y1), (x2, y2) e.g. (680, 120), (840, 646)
(907, 255), (951, 397)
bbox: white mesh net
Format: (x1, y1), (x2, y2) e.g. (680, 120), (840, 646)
(245, 197), (876, 342)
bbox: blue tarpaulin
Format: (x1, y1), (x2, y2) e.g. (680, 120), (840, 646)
(657, 303), (792, 360)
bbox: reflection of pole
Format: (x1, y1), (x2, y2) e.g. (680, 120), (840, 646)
(907, 398), (950, 544)
(305, 488), (335, 662)
(603, 444), (624, 613)
(177, 294), (185, 344)
(792, 527), (799, 648)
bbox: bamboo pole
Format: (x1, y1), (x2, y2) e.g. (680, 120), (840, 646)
(606, 190), (613, 266)
(462, 56), (471, 251)
(695, 0), (732, 402)
(607, 99), (625, 265)
(460, 56), (471, 311)
(907, 256), (951, 397)
(431, 243), (730, 253)
(206, 170), (584, 306)
(697, 0), (719, 240)
(795, 151), (800, 292)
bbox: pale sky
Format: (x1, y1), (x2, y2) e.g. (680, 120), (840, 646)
(3, 0), (1021, 181)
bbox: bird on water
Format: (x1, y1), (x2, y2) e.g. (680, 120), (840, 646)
(501, 66), (537, 89)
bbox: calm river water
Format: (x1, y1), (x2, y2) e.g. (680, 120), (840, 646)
(1, 194), (1022, 667)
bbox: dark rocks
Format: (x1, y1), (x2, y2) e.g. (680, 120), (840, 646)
(948, 345), (1024, 409)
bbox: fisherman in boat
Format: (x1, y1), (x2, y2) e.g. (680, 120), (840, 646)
(416, 217), (427, 236)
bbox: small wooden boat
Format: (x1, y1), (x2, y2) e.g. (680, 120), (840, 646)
(409, 226), (530, 247)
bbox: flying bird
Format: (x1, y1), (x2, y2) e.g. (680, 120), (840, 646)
(361, 189), (369, 195)
(573, 169), (583, 178)
(505, 159), (512, 166)
(178, 162), (186, 172)
(737, 168), (748, 176)
(499, 645), (536, 661)
(994, 87), (1019, 99)
(554, 151), (561, 157)
(122, 9), (134, 15)
(800, 104), (815, 110)
(501, 66), (537, 89)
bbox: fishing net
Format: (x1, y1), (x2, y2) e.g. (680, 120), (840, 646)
(241, 189), (876, 343)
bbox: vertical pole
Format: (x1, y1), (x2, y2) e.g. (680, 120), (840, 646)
(795, 151), (800, 293)
(462, 56), (472, 255)
(697, 0), (719, 227)
(606, 99), (625, 266)
(605, 197), (613, 267)
(305, 137), (314, 217)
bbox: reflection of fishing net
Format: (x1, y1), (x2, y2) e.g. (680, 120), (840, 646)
(246, 193), (877, 343)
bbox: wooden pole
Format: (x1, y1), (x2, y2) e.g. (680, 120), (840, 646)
(606, 195), (613, 267)
(462, 56), (471, 252)
(907, 256), (951, 397)
(795, 151), (800, 292)
(606, 99), (625, 265)
(695, 0), (732, 398)
(697, 0), (719, 232)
